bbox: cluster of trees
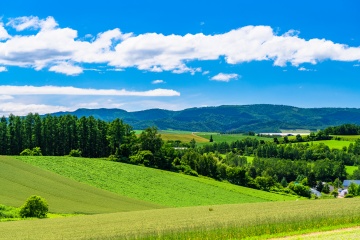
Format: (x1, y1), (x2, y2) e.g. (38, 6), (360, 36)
(324, 124), (360, 135)
(0, 114), (131, 157)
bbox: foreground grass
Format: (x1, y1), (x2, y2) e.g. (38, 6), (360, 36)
(15, 156), (297, 207)
(1, 198), (360, 240)
(0, 156), (161, 214)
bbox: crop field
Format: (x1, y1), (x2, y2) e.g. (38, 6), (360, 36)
(0, 156), (161, 214)
(159, 132), (209, 143)
(195, 132), (273, 143)
(15, 156), (297, 207)
(2, 198), (360, 240)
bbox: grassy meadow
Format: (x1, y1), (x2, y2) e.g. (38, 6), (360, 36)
(0, 156), (160, 214)
(195, 132), (273, 144)
(346, 165), (358, 176)
(14, 156), (297, 207)
(2, 198), (360, 239)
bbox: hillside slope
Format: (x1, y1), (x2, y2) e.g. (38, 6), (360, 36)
(0, 156), (161, 214)
(15, 156), (298, 207)
(52, 104), (360, 132)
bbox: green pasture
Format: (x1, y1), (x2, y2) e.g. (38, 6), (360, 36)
(2, 198), (360, 240)
(195, 133), (273, 143)
(15, 156), (297, 207)
(0, 156), (160, 214)
(309, 140), (353, 149)
(346, 165), (358, 176)
(332, 135), (360, 141)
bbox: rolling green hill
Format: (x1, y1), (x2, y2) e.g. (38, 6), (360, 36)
(52, 104), (360, 132)
(0, 156), (161, 214)
(14, 156), (298, 207)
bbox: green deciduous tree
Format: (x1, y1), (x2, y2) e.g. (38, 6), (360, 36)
(19, 195), (48, 218)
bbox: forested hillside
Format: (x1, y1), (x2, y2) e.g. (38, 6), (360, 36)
(52, 104), (360, 132)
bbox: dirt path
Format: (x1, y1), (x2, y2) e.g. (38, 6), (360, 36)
(269, 226), (360, 239)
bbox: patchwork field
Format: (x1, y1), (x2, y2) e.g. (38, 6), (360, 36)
(304, 140), (353, 149)
(2, 198), (360, 240)
(195, 132), (273, 143)
(0, 156), (161, 214)
(14, 156), (297, 207)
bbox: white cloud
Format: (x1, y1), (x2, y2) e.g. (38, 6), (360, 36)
(0, 85), (180, 97)
(0, 16), (359, 75)
(0, 66), (7, 72)
(152, 80), (165, 84)
(298, 67), (309, 71)
(0, 101), (69, 116)
(211, 73), (239, 82)
(202, 71), (210, 75)
(6, 16), (57, 31)
(354, 64), (360, 67)
(298, 67), (316, 71)
(49, 62), (83, 75)
(0, 22), (11, 40)
(0, 95), (13, 100)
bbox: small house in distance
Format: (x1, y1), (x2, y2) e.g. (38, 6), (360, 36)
(343, 180), (360, 189)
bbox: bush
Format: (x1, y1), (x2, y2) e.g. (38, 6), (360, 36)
(20, 147), (42, 156)
(20, 149), (32, 156)
(32, 147), (42, 156)
(288, 182), (311, 198)
(19, 195), (48, 218)
(345, 194), (354, 198)
(68, 149), (82, 157)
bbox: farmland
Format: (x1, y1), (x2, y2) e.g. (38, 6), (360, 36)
(1, 198), (360, 239)
(195, 132), (273, 143)
(0, 156), (160, 214)
(14, 156), (297, 207)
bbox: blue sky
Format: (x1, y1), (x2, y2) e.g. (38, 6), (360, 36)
(0, 0), (359, 115)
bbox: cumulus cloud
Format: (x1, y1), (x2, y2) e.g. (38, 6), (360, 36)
(0, 16), (359, 75)
(0, 85), (180, 97)
(0, 22), (11, 40)
(0, 66), (7, 72)
(211, 73), (239, 82)
(152, 79), (165, 84)
(49, 62), (83, 75)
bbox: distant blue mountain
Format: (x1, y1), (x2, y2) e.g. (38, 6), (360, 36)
(51, 104), (360, 132)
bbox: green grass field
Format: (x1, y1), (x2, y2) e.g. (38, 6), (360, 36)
(332, 135), (360, 141)
(1, 198), (360, 240)
(297, 140), (353, 149)
(0, 156), (161, 214)
(195, 133), (273, 144)
(14, 156), (297, 207)
(346, 165), (358, 176)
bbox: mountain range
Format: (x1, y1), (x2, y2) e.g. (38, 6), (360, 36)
(51, 104), (360, 132)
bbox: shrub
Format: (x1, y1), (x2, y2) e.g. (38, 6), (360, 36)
(20, 147), (42, 156)
(345, 194), (354, 198)
(68, 149), (82, 157)
(20, 149), (32, 156)
(288, 182), (311, 198)
(19, 195), (48, 218)
(32, 147), (42, 156)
